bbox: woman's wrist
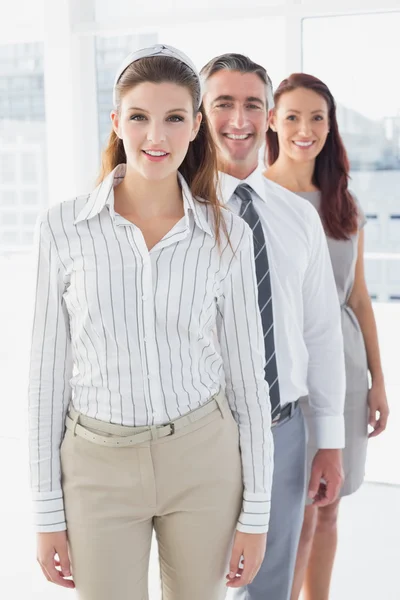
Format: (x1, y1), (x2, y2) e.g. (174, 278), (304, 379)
(371, 371), (385, 387)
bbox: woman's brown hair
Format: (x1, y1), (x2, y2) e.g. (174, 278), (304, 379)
(266, 73), (358, 240)
(98, 56), (227, 245)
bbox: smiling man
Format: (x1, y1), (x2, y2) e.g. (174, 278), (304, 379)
(201, 54), (346, 600)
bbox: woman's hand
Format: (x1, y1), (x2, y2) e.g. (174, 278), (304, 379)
(226, 531), (267, 588)
(37, 531), (75, 588)
(368, 381), (389, 438)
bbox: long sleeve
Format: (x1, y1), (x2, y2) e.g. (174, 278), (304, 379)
(217, 222), (274, 534)
(303, 209), (346, 449)
(28, 211), (73, 532)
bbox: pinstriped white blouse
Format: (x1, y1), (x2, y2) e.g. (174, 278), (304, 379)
(28, 164), (273, 535)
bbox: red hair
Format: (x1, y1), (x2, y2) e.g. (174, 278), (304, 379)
(266, 73), (358, 240)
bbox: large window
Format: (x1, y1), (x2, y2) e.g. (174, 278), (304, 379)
(0, 39), (49, 599)
(0, 42), (46, 251)
(303, 12), (400, 488)
(0, 41), (47, 436)
(302, 12), (400, 303)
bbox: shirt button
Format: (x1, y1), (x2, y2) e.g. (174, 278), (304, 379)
(147, 373), (151, 379)
(142, 295), (146, 301)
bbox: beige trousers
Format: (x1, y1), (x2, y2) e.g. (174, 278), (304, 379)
(60, 394), (243, 600)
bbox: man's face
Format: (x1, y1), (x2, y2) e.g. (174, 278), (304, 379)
(203, 70), (269, 178)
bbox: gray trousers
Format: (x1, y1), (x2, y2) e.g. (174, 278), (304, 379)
(231, 404), (307, 600)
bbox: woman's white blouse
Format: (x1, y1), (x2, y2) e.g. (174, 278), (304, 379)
(28, 165), (273, 534)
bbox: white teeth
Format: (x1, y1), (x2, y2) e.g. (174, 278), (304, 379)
(226, 134), (250, 140)
(145, 150), (167, 156)
(294, 141), (313, 147)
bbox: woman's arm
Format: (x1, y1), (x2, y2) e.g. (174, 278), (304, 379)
(216, 218), (273, 587)
(28, 211), (73, 531)
(348, 229), (389, 437)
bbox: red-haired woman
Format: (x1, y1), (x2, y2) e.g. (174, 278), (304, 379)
(264, 73), (389, 600)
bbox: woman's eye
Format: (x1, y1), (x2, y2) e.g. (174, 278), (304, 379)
(287, 115), (296, 121)
(167, 115), (184, 122)
(130, 114), (146, 121)
(314, 115), (323, 121)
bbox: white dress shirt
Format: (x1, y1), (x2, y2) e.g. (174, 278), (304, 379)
(220, 168), (345, 449)
(28, 164), (273, 534)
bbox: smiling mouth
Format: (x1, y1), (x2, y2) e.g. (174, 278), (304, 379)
(293, 141), (315, 148)
(224, 133), (252, 140)
(143, 150), (169, 157)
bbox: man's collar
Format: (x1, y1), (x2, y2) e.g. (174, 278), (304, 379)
(218, 166), (267, 205)
(74, 164), (212, 236)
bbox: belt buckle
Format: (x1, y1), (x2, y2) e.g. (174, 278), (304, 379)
(166, 422), (175, 436)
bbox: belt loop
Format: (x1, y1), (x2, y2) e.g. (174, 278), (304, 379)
(289, 401), (297, 419)
(150, 425), (159, 441)
(70, 410), (80, 437)
(214, 390), (225, 419)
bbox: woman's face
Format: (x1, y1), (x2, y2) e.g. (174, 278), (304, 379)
(112, 82), (202, 182)
(270, 87), (330, 164)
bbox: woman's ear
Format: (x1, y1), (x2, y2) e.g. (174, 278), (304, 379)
(190, 111), (203, 141)
(111, 110), (122, 139)
(268, 108), (277, 132)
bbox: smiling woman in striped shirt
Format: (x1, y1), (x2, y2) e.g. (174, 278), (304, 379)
(28, 45), (273, 600)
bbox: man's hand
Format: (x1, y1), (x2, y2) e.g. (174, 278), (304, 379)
(308, 448), (344, 507)
(226, 531), (267, 588)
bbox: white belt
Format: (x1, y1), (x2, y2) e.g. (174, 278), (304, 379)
(65, 391), (224, 448)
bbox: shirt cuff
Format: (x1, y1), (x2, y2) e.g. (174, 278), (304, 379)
(33, 490), (67, 532)
(309, 415), (345, 449)
(236, 491), (270, 534)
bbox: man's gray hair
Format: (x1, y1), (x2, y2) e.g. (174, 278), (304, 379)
(200, 53), (274, 108)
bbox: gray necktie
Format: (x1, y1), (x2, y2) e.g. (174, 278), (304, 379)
(235, 184), (281, 422)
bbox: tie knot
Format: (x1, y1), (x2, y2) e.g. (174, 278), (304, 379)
(234, 184), (253, 204)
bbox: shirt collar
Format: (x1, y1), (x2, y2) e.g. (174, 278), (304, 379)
(74, 164), (213, 236)
(218, 166), (267, 205)
(178, 172), (213, 236)
(74, 164), (124, 224)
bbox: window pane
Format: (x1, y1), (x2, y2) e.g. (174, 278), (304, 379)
(21, 210), (38, 226)
(0, 190), (16, 206)
(21, 190), (39, 205)
(0, 154), (16, 183)
(21, 152), (38, 183)
(1, 211), (18, 226)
